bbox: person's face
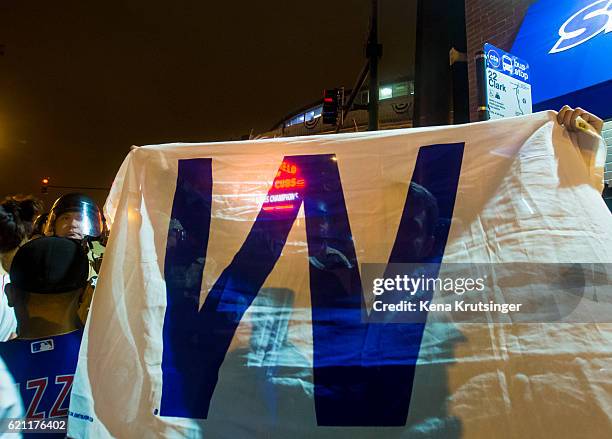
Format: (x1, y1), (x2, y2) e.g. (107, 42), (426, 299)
(54, 212), (85, 240)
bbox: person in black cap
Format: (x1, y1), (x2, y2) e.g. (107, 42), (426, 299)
(3, 236), (89, 339)
(0, 237), (87, 430)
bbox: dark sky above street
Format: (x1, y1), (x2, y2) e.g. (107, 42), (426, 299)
(0, 1), (416, 207)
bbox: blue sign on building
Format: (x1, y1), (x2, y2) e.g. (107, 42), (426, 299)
(484, 43), (532, 119)
(511, 0), (612, 119)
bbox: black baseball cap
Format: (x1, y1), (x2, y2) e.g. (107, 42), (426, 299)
(10, 237), (89, 294)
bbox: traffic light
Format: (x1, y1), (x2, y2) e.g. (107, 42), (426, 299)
(322, 89), (339, 125)
(41, 177), (50, 194)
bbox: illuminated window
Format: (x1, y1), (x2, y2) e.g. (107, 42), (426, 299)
(285, 113), (308, 127)
(380, 87), (393, 99)
(393, 82), (408, 97)
(305, 106), (323, 121)
(287, 114), (305, 126)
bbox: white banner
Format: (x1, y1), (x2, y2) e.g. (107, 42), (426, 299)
(69, 112), (612, 439)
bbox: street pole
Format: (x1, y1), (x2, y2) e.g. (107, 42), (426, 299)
(367, 0), (382, 131)
(475, 50), (489, 121)
(336, 62), (369, 133)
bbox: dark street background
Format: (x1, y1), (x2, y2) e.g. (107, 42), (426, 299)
(0, 1), (416, 207)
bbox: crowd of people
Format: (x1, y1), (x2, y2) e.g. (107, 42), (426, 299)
(0, 192), (106, 437)
(0, 106), (605, 437)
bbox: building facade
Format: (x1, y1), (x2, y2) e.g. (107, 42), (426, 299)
(465, 0), (612, 204)
(262, 1), (611, 206)
(261, 79), (414, 138)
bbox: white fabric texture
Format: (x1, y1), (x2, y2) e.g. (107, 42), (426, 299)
(69, 112), (612, 438)
(0, 275), (17, 342)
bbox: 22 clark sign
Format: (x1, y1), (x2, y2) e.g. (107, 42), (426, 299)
(159, 143), (464, 427)
(551, 0), (612, 53)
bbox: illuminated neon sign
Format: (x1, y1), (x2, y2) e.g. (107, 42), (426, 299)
(263, 161), (305, 211)
(273, 178), (305, 189)
(277, 161), (297, 175)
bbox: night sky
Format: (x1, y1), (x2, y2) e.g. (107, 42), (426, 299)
(0, 1), (416, 208)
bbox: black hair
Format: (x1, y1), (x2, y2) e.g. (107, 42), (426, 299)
(0, 195), (44, 252)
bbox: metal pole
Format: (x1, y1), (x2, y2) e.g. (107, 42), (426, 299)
(336, 61), (369, 133)
(475, 50), (489, 121)
(367, 0), (381, 131)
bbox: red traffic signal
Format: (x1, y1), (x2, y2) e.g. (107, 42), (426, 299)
(322, 89), (339, 125)
(41, 177), (50, 194)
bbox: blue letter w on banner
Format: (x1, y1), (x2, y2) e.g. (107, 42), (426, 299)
(160, 144), (464, 425)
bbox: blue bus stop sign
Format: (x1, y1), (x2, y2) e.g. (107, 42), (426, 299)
(484, 43), (532, 119)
